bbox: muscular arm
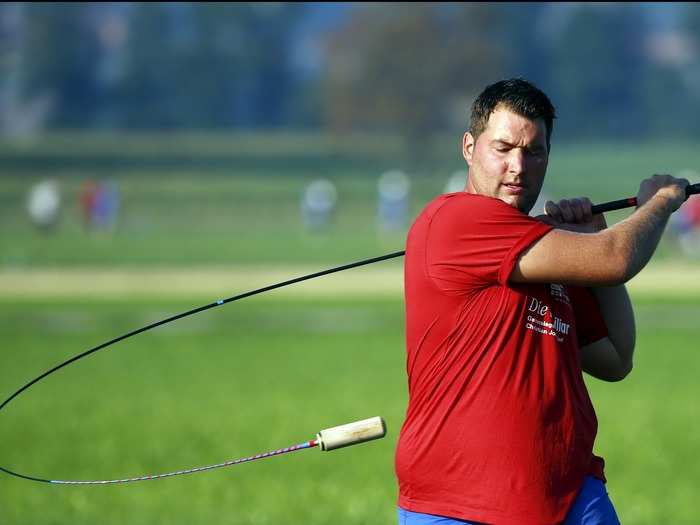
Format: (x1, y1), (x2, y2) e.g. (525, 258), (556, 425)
(511, 193), (676, 286)
(510, 175), (688, 381)
(580, 285), (635, 381)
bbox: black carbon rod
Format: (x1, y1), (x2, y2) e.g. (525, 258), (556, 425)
(590, 182), (699, 214)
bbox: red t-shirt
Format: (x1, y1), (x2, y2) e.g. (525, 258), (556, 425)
(395, 192), (609, 525)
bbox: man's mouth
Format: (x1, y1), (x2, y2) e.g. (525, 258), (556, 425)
(503, 183), (525, 195)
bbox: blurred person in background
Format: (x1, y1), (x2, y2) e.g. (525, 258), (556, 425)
(669, 195), (700, 257)
(301, 179), (337, 232)
(378, 170), (411, 234)
(79, 179), (121, 233)
(27, 179), (61, 232)
(395, 78), (689, 525)
(93, 179), (121, 233)
(79, 179), (99, 231)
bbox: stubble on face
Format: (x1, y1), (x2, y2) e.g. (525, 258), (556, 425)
(463, 106), (549, 214)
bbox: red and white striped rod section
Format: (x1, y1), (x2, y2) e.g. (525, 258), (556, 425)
(2, 417), (386, 485)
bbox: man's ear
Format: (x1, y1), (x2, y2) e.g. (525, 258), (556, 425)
(462, 132), (475, 166)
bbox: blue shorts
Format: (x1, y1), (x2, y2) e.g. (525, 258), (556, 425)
(397, 476), (620, 525)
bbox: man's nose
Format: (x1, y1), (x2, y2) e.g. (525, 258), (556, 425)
(507, 148), (525, 174)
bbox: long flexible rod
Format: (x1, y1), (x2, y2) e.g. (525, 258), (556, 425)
(1, 184), (697, 484)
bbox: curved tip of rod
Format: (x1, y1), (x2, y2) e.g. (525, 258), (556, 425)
(0, 465), (52, 484)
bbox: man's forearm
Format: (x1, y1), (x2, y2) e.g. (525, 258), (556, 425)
(514, 179), (686, 287)
(607, 195), (675, 283)
(590, 284), (636, 368)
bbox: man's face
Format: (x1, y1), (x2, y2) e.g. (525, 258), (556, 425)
(462, 106), (549, 214)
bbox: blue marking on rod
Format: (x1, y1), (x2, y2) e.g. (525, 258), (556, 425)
(216, 300), (224, 305)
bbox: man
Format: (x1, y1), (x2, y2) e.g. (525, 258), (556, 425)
(394, 78), (689, 525)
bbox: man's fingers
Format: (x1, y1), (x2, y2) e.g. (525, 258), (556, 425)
(544, 197), (602, 232)
(544, 200), (562, 222)
(569, 198), (586, 222)
(680, 178), (691, 201)
(534, 213), (559, 226)
(558, 199), (575, 222)
(581, 197), (593, 222)
(553, 197), (595, 223)
(638, 174), (690, 211)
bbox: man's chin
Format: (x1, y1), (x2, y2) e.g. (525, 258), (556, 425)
(498, 195), (533, 214)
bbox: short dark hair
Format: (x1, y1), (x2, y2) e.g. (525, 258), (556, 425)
(469, 78), (556, 150)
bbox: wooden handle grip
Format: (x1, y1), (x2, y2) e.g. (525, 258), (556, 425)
(317, 416), (387, 451)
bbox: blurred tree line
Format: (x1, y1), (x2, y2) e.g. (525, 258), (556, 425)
(0, 2), (698, 144)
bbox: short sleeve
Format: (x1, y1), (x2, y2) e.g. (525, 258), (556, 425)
(426, 194), (553, 293)
(570, 286), (609, 346)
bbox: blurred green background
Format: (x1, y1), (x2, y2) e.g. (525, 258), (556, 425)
(1, 3), (700, 525)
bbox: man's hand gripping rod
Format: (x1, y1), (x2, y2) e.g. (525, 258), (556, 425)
(588, 182), (699, 214)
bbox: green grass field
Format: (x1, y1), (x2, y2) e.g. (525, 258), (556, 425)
(0, 294), (406, 525)
(1, 135), (699, 524)
(0, 290), (698, 525)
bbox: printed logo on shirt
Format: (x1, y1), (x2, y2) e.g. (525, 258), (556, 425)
(550, 283), (570, 306)
(525, 296), (570, 343)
